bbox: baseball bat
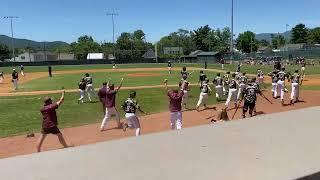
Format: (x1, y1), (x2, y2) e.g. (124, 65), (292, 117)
(260, 93), (273, 104)
(232, 99), (243, 120)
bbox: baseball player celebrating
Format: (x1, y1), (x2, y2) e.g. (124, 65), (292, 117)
(225, 73), (238, 109)
(213, 73), (224, 101)
(97, 81), (109, 114)
(20, 65), (25, 76)
(199, 70), (207, 87)
(168, 61), (172, 74)
(122, 91), (147, 136)
(78, 78), (87, 104)
(257, 69), (264, 85)
(290, 70), (301, 105)
(100, 78), (124, 131)
(84, 73), (95, 102)
(0, 71), (4, 83)
(11, 69), (19, 90)
(196, 78), (212, 112)
(165, 79), (185, 130)
(276, 68), (289, 105)
(36, 91), (71, 152)
(223, 72), (230, 95)
(242, 78), (262, 118)
(237, 72), (248, 101)
(180, 74), (190, 109)
(301, 59), (306, 80)
(268, 70), (279, 98)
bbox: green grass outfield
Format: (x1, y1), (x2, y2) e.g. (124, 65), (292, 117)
(0, 86), (222, 138)
(1, 63), (320, 75)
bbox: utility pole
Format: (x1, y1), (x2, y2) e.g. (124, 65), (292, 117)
(155, 43), (158, 63)
(107, 12), (119, 59)
(251, 35), (253, 59)
(3, 16), (19, 63)
(230, 0), (234, 64)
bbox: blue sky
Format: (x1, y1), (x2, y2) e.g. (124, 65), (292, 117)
(0, 0), (319, 43)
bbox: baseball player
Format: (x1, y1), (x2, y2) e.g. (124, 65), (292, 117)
(78, 78), (86, 104)
(0, 71), (4, 83)
(275, 68), (289, 105)
(268, 70), (279, 98)
(257, 69), (264, 85)
(223, 72), (230, 95)
(11, 69), (19, 90)
(180, 66), (194, 79)
(242, 78), (262, 118)
(48, 65), (52, 77)
(112, 62), (117, 69)
(237, 63), (241, 73)
(168, 61), (172, 74)
(122, 91), (146, 136)
(180, 74), (190, 109)
(165, 79), (185, 130)
(36, 91), (71, 152)
(225, 73), (238, 109)
(84, 73), (95, 102)
(196, 78), (212, 111)
(100, 78), (124, 131)
(301, 59), (306, 80)
(199, 70), (207, 87)
(290, 70), (301, 105)
(213, 73), (224, 101)
(97, 82), (109, 114)
(237, 72), (248, 101)
(20, 65), (25, 76)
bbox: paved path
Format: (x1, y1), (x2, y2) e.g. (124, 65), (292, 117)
(1, 107), (320, 180)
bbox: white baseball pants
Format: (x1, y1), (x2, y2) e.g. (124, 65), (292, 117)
(13, 79), (18, 90)
(78, 90), (85, 103)
(170, 111), (182, 130)
(215, 85), (223, 99)
(125, 113), (141, 136)
(86, 84), (95, 101)
(276, 80), (285, 100)
(258, 76), (264, 84)
(237, 83), (246, 100)
(290, 83), (299, 101)
(197, 92), (208, 107)
(182, 90), (188, 106)
(100, 107), (120, 130)
(225, 88), (238, 107)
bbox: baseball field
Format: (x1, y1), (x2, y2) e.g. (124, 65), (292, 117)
(1, 63), (320, 158)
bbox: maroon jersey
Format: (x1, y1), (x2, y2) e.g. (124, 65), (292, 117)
(167, 90), (184, 112)
(40, 103), (59, 129)
(105, 89), (117, 108)
(97, 86), (107, 103)
(79, 82), (86, 91)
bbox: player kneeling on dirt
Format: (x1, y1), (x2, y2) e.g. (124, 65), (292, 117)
(242, 78), (262, 118)
(36, 91), (71, 152)
(122, 91), (147, 136)
(196, 78), (212, 112)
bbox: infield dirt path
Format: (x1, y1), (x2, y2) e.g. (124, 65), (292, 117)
(1, 90), (319, 159)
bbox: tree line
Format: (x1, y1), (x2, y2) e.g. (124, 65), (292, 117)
(1, 23), (320, 61)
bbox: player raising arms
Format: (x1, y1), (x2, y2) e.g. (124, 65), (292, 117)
(213, 73), (224, 101)
(268, 70), (279, 98)
(180, 74), (190, 109)
(199, 70), (207, 87)
(223, 71), (230, 95)
(180, 66), (194, 79)
(225, 73), (238, 109)
(276, 68), (289, 105)
(36, 90), (71, 152)
(122, 91), (147, 136)
(100, 78), (124, 131)
(290, 70), (301, 105)
(242, 78), (263, 118)
(237, 72), (248, 101)
(196, 78), (212, 111)
(164, 78), (185, 130)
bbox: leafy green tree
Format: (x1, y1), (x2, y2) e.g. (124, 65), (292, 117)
(291, 24), (309, 43)
(0, 44), (10, 61)
(258, 39), (270, 47)
(271, 34), (286, 49)
(192, 25), (211, 51)
(236, 31), (258, 53)
(70, 35), (102, 60)
(307, 27), (320, 44)
(214, 27), (231, 53)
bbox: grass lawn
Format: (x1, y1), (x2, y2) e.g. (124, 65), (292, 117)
(0, 86), (222, 138)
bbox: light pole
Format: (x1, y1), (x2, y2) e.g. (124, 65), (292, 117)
(251, 35), (253, 59)
(3, 16), (19, 63)
(107, 12), (119, 59)
(230, 0), (234, 64)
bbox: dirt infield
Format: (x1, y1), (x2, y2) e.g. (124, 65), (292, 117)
(127, 73), (162, 77)
(1, 90), (319, 159)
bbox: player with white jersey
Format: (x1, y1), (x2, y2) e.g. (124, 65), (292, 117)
(196, 78), (212, 111)
(213, 73), (224, 101)
(180, 74), (190, 109)
(237, 72), (248, 101)
(78, 78), (86, 103)
(301, 59), (306, 80)
(122, 91), (146, 136)
(168, 61), (172, 74)
(275, 68), (289, 105)
(257, 69), (264, 85)
(84, 73), (95, 102)
(290, 70), (301, 105)
(223, 72), (230, 95)
(0, 71), (4, 83)
(225, 73), (238, 109)
(199, 70), (207, 87)
(268, 70), (279, 98)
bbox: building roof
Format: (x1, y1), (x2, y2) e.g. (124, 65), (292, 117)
(197, 51), (219, 56)
(142, 49), (156, 59)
